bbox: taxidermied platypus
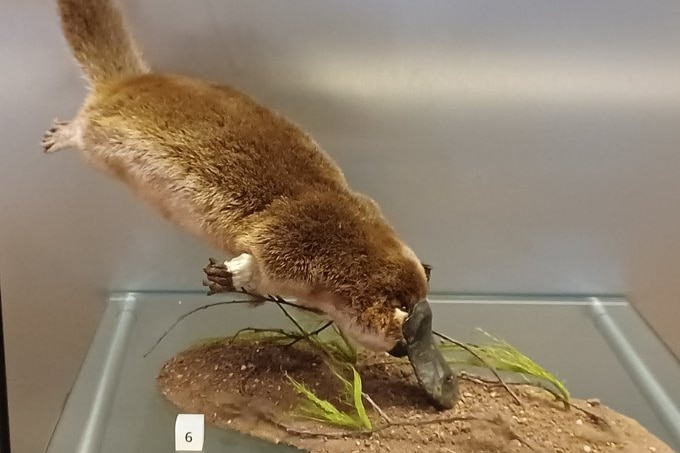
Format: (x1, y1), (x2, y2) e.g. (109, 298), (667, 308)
(45, 0), (458, 409)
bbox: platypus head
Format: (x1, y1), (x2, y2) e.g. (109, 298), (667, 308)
(335, 250), (458, 411)
(385, 263), (458, 411)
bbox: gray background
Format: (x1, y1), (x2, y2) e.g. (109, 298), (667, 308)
(2, 1), (680, 452)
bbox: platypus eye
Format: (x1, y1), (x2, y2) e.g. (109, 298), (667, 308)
(390, 299), (410, 312)
(421, 262), (432, 282)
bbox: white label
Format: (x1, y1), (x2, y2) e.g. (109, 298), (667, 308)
(175, 414), (204, 451)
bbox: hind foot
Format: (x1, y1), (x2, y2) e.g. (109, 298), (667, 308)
(42, 119), (77, 153)
(203, 254), (256, 295)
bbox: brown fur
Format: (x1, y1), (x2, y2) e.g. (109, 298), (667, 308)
(47, 0), (429, 351)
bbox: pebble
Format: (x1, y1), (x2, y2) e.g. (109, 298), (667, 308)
(463, 392), (473, 398)
(649, 448), (657, 452)
(240, 365), (246, 371)
(583, 446), (592, 453)
(576, 419), (584, 425)
(490, 391), (498, 398)
(587, 398), (601, 407)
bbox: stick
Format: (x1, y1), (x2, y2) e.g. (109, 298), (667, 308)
(433, 331), (524, 406)
(361, 392), (392, 424)
(227, 327), (307, 345)
(273, 413), (485, 438)
(275, 301), (308, 335)
(143, 295), (319, 358)
(271, 411), (535, 450)
(570, 402), (611, 428)
(144, 300), (255, 358)
(458, 374), (610, 428)
(284, 321), (334, 348)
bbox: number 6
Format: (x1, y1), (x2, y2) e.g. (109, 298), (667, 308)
(175, 414), (204, 451)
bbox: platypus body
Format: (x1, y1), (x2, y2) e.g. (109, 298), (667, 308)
(46, 0), (457, 409)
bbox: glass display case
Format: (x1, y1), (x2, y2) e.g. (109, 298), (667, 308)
(45, 293), (680, 453)
(5, 1), (680, 453)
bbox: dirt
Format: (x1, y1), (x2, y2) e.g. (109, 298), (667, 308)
(157, 338), (675, 453)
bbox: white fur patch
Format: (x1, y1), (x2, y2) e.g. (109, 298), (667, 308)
(225, 253), (255, 290)
(394, 308), (408, 323)
(342, 324), (398, 352)
(330, 309), (407, 353)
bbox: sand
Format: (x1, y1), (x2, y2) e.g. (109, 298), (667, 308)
(157, 338), (675, 453)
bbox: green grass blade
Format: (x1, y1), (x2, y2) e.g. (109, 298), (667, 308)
(438, 331), (570, 403)
(286, 375), (364, 429)
(350, 366), (372, 429)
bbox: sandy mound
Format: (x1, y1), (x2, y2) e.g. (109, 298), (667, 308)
(157, 338), (674, 453)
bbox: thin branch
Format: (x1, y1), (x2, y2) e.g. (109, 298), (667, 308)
(570, 402), (611, 428)
(238, 289), (320, 313)
(273, 413), (484, 438)
(227, 327), (306, 345)
(284, 321), (334, 349)
(271, 411), (535, 450)
(144, 300), (254, 358)
(458, 374), (610, 428)
(459, 372), (497, 387)
(361, 392), (392, 424)
(433, 331), (523, 406)
(143, 295), (318, 358)
(275, 301), (307, 335)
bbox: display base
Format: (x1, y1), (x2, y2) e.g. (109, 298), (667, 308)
(158, 336), (674, 453)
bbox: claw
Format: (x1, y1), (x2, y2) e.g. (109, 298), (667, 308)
(202, 257), (237, 294)
(204, 266), (230, 278)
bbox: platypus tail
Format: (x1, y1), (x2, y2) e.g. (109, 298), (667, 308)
(56, 0), (149, 86)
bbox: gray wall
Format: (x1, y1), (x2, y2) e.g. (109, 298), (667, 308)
(2, 1), (680, 452)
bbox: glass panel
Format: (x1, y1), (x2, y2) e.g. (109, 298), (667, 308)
(45, 293), (680, 453)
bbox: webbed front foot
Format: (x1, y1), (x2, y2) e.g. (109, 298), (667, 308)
(202, 254), (256, 295)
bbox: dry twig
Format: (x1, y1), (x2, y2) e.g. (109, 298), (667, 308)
(458, 373), (610, 428)
(433, 331), (524, 406)
(361, 392), (392, 424)
(143, 295), (318, 358)
(269, 411), (536, 450)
